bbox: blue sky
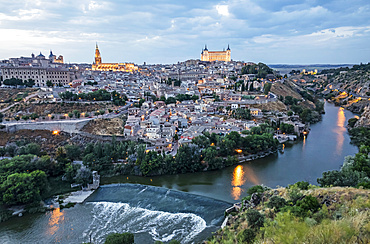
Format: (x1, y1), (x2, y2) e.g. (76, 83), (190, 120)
(0, 0), (369, 64)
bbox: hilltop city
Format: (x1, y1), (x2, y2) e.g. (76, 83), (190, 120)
(0, 44), (320, 154)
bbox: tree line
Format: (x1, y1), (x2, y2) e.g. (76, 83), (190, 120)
(2, 78), (35, 87)
(59, 90), (127, 106)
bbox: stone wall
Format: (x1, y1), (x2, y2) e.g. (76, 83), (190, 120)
(5, 120), (90, 134)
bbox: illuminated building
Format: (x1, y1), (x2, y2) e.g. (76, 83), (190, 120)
(92, 43), (138, 72)
(49, 51), (64, 64)
(201, 45), (231, 62)
(1, 66), (71, 87)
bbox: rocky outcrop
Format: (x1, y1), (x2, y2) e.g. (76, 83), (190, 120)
(82, 118), (124, 135)
(355, 105), (370, 127)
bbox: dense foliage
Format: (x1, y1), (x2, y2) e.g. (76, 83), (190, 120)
(59, 90), (127, 105)
(158, 93), (199, 104)
(0, 142), (93, 206)
(231, 108), (251, 120)
(3, 78), (35, 87)
(241, 63), (274, 78)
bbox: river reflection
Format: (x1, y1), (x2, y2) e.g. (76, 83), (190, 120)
(47, 208), (64, 238)
(335, 107), (346, 156)
(231, 164), (260, 200)
(231, 165), (245, 200)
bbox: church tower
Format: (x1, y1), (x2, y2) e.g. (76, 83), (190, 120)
(95, 43), (102, 64)
(226, 44), (231, 62)
(201, 44), (209, 61)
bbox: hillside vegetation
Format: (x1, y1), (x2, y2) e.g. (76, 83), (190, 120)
(323, 63), (370, 97)
(208, 184), (370, 244)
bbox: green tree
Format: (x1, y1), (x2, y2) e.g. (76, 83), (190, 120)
(280, 123), (295, 134)
(104, 232), (134, 244)
(140, 151), (163, 176)
(1, 170), (48, 205)
(25, 143), (41, 156)
(175, 145), (202, 173)
(165, 97), (177, 104)
(237, 229), (256, 243)
(266, 196), (287, 211)
(263, 82), (272, 95)
(65, 144), (82, 161)
(30, 113), (39, 120)
(25, 78), (35, 87)
(46, 80), (54, 87)
(73, 110), (80, 118)
(246, 209), (265, 229)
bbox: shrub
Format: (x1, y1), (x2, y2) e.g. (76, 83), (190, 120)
(246, 209), (265, 229)
(237, 228), (256, 243)
(294, 195), (321, 218)
(288, 188), (304, 204)
(247, 185), (269, 196)
(104, 232), (134, 244)
(356, 181), (370, 189)
(290, 181), (310, 190)
(347, 118), (358, 127)
(266, 196), (287, 211)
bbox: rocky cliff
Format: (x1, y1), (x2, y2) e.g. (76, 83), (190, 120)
(355, 105), (370, 127)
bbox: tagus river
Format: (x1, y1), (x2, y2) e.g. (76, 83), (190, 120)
(0, 101), (358, 243)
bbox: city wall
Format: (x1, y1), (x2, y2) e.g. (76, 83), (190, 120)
(5, 120), (90, 134)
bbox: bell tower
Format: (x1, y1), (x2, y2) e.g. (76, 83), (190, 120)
(95, 43), (102, 64)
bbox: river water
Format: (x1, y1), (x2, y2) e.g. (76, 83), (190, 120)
(0, 101), (358, 243)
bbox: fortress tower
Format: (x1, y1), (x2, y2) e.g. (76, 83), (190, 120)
(201, 44), (231, 62)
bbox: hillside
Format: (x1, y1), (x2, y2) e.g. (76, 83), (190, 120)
(327, 67), (370, 97)
(319, 63), (370, 113)
(82, 117), (124, 135)
(270, 79), (323, 116)
(270, 81), (302, 100)
(355, 105), (370, 128)
(208, 185), (370, 243)
(250, 100), (287, 112)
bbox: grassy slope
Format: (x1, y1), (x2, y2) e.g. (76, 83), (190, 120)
(208, 186), (370, 244)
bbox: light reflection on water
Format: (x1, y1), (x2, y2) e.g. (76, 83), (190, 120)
(334, 107), (346, 156)
(47, 208), (64, 239)
(231, 164), (260, 200)
(231, 165), (245, 200)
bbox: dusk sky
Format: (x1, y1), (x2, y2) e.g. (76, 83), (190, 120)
(0, 0), (369, 64)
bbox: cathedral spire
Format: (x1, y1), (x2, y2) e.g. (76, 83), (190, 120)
(227, 44), (230, 51)
(204, 44), (208, 51)
(95, 42), (101, 64)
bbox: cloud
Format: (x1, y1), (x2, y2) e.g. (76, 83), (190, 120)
(0, 0), (369, 63)
(216, 4), (230, 17)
